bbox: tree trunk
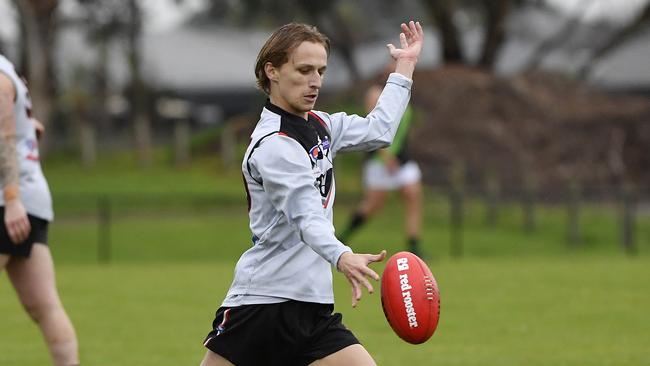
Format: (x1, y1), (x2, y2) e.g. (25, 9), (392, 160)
(14, 0), (58, 153)
(127, 0), (151, 166)
(522, 0), (594, 72)
(478, 0), (511, 69)
(424, 0), (465, 63)
(299, 0), (362, 84)
(93, 36), (109, 151)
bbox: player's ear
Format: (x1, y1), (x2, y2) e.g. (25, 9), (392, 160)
(265, 62), (279, 83)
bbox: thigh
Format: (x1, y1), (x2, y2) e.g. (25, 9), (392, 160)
(309, 344), (376, 366)
(6, 244), (61, 311)
(298, 304), (361, 365)
(360, 189), (389, 215)
(200, 350), (235, 366)
(400, 181), (422, 203)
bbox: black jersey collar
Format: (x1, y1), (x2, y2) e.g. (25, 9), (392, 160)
(265, 99), (309, 124)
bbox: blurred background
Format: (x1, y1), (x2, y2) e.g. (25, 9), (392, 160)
(1, 0), (649, 365)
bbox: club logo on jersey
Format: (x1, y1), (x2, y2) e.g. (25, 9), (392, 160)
(316, 168), (333, 196)
(309, 135), (334, 208)
(308, 135), (330, 165)
(309, 145), (322, 161)
(321, 136), (330, 151)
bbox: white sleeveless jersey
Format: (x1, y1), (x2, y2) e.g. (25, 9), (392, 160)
(0, 55), (53, 221)
(222, 73), (412, 306)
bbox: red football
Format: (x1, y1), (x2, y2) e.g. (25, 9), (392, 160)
(381, 251), (440, 344)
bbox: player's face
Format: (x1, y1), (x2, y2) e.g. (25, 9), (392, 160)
(268, 41), (327, 118)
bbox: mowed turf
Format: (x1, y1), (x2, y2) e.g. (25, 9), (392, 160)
(1, 257), (649, 365)
(2, 157), (649, 365)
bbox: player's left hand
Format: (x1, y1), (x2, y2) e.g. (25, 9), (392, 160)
(337, 250), (387, 307)
(387, 21), (424, 61)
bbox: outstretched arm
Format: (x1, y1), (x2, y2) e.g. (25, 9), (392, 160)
(317, 21), (424, 155)
(0, 72), (30, 244)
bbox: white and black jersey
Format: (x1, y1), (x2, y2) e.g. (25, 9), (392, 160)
(0, 55), (53, 221)
(223, 73), (412, 306)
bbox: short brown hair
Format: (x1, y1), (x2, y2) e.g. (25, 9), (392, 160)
(254, 23), (330, 94)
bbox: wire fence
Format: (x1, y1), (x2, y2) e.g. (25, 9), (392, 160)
(49, 183), (650, 264)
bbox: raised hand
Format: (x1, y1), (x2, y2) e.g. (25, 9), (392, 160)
(387, 21), (424, 61)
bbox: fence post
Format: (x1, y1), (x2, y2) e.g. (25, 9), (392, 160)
(220, 122), (236, 168)
(174, 118), (191, 167)
(449, 161), (464, 258)
(620, 186), (637, 255)
(98, 195), (112, 264)
(522, 176), (536, 233)
(450, 187), (463, 259)
(485, 172), (499, 228)
(567, 181), (581, 246)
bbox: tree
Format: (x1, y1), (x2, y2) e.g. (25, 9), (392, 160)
(423, 0), (465, 63)
(521, 0), (595, 71)
(422, 0), (519, 68)
(182, 0), (365, 83)
(297, 0), (362, 83)
(75, 0), (152, 166)
(126, 0), (152, 166)
(12, 0), (59, 152)
(578, 2), (650, 79)
(478, 0), (512, 68)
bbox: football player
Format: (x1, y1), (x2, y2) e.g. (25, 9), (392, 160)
(0, 54), (79, 366)
(201, 20), (424, 366)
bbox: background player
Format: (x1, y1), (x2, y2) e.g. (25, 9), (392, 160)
(0, 54), (80, 366)
(339, 82), (423, 256)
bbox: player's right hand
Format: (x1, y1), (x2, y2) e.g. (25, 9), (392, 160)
(337, 250), (387, 307)
(387, 21), (424, 61)
(4, 198), (31, 244)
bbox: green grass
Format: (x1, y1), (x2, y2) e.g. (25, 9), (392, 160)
(1, 257), (649, 365)
(1, 154), (649, 364)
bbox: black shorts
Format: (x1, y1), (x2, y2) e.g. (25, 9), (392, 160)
(0, 207), (49, 257)
(203, 300), (360, 366)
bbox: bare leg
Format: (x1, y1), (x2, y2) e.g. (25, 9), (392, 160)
(339, 190), (389, 243)
(309, 344), (376, 366)
(359, 189), (389, 217)
(200, 350), (235, 366)
(7, 244), (79, 366)
(401, 182), (422, 239)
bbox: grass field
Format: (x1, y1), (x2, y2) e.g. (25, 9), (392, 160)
(1, 156), (649, 365)
(2, 257), (649, 365)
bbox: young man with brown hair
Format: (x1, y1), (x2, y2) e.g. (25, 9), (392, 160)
(201, 20), (423, 366)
